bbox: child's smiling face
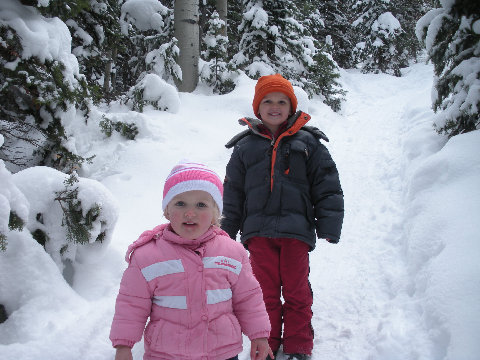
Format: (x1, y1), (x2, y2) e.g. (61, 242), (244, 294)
(164, 190), (217, 240)
(258, 92), (292, 133)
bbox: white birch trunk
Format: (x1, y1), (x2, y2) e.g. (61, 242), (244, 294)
(174, 0), (200, 92)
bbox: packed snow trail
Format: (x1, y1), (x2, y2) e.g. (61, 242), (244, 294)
(304, 65), (436, 360)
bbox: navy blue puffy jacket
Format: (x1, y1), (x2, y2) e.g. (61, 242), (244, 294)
(221, 111), (344, 250)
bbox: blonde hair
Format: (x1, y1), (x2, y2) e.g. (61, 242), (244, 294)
(212, 204), (221, 227)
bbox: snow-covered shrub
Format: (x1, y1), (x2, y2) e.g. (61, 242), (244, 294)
(127, 73), (180, 113)
(99, 115), (139, 140)
(12, 167), (118, 276)
(363, 12), (408, 77)
(353, 7), (409, 77)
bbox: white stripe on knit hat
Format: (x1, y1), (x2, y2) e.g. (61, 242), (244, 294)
(162, 179), (223, 212)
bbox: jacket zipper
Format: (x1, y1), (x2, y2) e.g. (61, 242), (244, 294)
(242, 113), (311, 191)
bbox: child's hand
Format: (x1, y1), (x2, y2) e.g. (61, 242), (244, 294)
(114, 345), (133, 360)
(250, 337), (274, 360)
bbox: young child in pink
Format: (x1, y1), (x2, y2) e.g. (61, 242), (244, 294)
(110, 161), (273, 360)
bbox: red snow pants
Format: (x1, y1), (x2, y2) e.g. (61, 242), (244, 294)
(247, 237), (313, 355)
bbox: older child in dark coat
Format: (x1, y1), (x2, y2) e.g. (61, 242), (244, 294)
(221, 74), (344, 360)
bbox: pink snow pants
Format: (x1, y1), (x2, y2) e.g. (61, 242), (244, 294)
(247, 237), (313, 355)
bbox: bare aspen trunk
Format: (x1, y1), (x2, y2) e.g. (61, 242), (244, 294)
(216, 0), (227, 37)
(174, 0), (200, 92)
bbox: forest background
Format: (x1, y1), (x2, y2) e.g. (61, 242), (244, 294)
(2, 0), (478, 178)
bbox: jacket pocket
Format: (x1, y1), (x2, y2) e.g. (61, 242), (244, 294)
(145, 320), (187, 355)
(284, 140), (309, 184)
(208, 313), (242, 352)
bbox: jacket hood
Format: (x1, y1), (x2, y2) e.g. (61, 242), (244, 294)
(225, 111), (312, 148)
(242, 110), (310, 133)
(125, 224), (230, 262)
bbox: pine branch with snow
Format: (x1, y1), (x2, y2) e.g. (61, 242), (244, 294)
(416, 0), (480, 137)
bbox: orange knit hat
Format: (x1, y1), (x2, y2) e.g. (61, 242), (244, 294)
(252, 74), (298, 118)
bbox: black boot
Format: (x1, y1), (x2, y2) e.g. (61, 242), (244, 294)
(285, 354), (310, 360)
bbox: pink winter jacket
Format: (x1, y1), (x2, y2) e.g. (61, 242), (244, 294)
(110, 224), (271, 360)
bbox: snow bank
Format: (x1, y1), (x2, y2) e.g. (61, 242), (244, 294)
(403, 129), (480, 358)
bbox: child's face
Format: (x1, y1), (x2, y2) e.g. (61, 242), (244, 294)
(164, 190), (217, 240)
(258, 92), (292, 133)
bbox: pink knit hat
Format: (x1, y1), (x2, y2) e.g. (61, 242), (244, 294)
(162, 161), (223, 213)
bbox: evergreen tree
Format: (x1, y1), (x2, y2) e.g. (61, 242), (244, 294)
(304, 0), (356, 69)
(199, 0), (217, 47)
(121, 0), (180, 88)
(352, 0), (409, 76)
(299, 0), (346, 110)
(233, 0), (344, 110)
(233, 0), (312, 79)
(199, 11), (235, 94)
(37, 0), (128, 100)
(265, 0), (311, 80)
(226, 0), (244, 59)
(417, 0), (480, 137)
(0, 11), (90, 173)
(396, 0), (430, 61)
(233, 0), (274, 76)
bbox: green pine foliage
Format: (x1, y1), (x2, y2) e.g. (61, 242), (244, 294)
(307, 50), (346, 112)
(8, 211), (24, 232)
(99, 116), (139, 140)
(266, 0), (309, 75)
(0, 234), (6, 252)
(54, 173), (105, 246)
(0, 211), (25, 252)
(417, 0), (480, 137)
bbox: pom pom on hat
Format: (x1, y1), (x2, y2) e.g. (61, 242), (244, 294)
(252, 73), (298, 118)
(162, 161), (223, 213)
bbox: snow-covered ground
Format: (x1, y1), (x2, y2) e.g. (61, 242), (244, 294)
(1, 60), (480, 360)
